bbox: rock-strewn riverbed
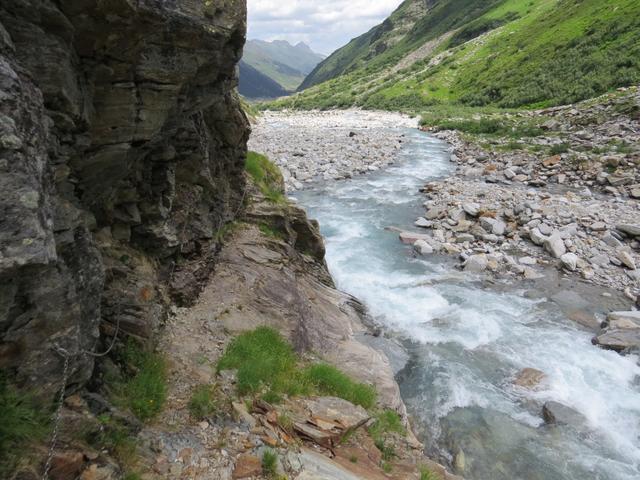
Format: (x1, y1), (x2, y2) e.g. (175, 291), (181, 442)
(416, 88), (640, 302)
(249, 110), (417, 191)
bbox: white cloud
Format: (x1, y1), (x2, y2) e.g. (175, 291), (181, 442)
(247, 0), (404, 54)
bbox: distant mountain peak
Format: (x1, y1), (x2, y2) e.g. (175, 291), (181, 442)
(240, 39), (326, 99)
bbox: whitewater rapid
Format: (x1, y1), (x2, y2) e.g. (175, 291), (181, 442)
(294, 128), (640, 480)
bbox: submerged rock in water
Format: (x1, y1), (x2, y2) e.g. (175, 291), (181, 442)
(513, 368), (547, 390)
(542, 401), (587, 427)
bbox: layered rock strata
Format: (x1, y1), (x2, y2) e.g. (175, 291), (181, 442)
(0, 0), (248, 400)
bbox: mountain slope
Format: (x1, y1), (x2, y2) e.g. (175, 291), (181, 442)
(282, 0), (640, 110)
(243, 39), (325, 92)
(238, 60), (289, 99)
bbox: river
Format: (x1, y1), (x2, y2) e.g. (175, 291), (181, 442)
(293, 127), (640, 480)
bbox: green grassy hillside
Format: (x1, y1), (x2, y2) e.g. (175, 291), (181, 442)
(274, 0), (640, 111)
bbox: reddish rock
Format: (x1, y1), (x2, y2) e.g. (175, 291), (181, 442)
(542, 155), (561, 167)
(49, 451), (84, 480)
(233, 454), (262, 479)
(513, 368), (546, 389)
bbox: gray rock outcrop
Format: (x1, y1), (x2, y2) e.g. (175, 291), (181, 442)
(0, 0), (248, 399)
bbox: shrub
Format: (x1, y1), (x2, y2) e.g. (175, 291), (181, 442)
(0, 373), (50, 476)
(245, 152), (285, 204)
(428, 117), (543, 138)
(188, 385), (217, 420)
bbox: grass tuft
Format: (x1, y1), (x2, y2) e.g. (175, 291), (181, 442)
(368, 410), (405, 441)
(302, 364), (376, 410)
(245, 152), (285, 204)
(217, 328), (376, 409)
(420, 465), (437, 480)
(259, 223), (285, 240)
(0, 373), (50, 476)
(549, 143), (570, 155)
(113, 341), (167, 421)
(217, 327), (298, 397)
(188, 385), (217, 420)
(277, 412), (294, 433)
(262, 449), (278, 477)
(93, 414), (138, 470)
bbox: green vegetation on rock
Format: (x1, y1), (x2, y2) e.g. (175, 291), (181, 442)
(245, 151), (285, 204)
(302, 364), (376, 410)
(111, 341), (167, 422)
(93, 414), (139, 471)
(0, 373), (50, 476)
(188, 385), (218, 420)
(368, 409), (405, 466)
(420, 465), (437, 480)
(217, 327), (377, 409)
(262, 449), (278, 477)
(368, 409), (405, 441)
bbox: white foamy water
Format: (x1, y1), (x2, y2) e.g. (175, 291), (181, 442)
(294, 129), (640, 480)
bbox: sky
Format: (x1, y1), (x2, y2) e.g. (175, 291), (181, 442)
(247, 0), (404, 55)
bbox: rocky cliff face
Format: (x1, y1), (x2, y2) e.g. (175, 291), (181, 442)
(0, 0), (248, 401)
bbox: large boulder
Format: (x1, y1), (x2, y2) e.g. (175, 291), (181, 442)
(594, 329), (640, 352)
(616, 224), (640, 237)
(606, 311), (640, 329)
(560, 253), (578, 271)
(594, 311), (640, 352)
(529, 228), (547, 246)
(544, 234), (566, 258)
(465, 254), (488, 272)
